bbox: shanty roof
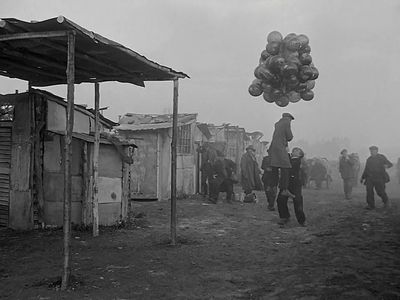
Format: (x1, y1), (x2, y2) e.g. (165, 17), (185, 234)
(0, 16), (189, 87)
(116, 113), (197, 131)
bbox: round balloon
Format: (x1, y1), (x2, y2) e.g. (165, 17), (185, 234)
(266, 42), (280, 55)
(270, 88), (283, 100)
(268, 55), (285, 74)
(299, 53), (312, 65)
(301, 90), (314, 101)
(306, 80), (315, 90)
(249, 83), (263, 97)
(263, 91), (275, 103)
(299, 44), (311, 54)
(283, 33), (297, 42)
(260, 49), (271, 61)
(287, 91), (301, 103)
(286, 37), (301, 51)
(282, 63), (298, 78)
(310, 67), (319, 80)
(267, 31), (283, 43)
(275, 95), (290, 107)
(297, 34), (309, 47)
(261, 81), (273, 93)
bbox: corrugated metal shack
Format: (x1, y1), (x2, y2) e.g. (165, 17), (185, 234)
(0, 89), (135, 229)
(116, 113), (197, 200)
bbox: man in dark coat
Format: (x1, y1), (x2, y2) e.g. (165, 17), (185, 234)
(261, 153), (279, 210)
(199, 144), (217, 197)
(240, 145), (263, 202)
(361, 146), (393, 209)
(208, 154), (237, 204)
(339, 149), (355, 199)
(276, 147), (306, 226)
(268, 113), (294, 197)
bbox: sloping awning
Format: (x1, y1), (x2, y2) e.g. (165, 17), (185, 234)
(115, 113), (197, 131)
(0, 16), (189, 87)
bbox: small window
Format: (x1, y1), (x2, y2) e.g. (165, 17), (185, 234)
(0, 104), (14, 121)
(178, 124), (192, 154)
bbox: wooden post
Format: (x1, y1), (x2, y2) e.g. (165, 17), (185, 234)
(170, 79), (179, 245)
(92, 82), (100, 237)
(61, 31), (75, 291)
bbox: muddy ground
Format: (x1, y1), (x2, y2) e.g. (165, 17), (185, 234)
(1, 180), (400, 300)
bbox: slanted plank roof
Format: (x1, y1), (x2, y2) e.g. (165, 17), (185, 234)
(0, 16), (188, 87)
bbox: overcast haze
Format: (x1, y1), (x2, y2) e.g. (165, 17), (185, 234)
(1, 0), (399, 160)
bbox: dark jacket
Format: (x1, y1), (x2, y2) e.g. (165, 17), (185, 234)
(268, 117), (293, 168)
(261, 155), (278, 188)
(361, 154), (392, 182)
(339, 156), (355, 179)
(240, 152), (263, 191)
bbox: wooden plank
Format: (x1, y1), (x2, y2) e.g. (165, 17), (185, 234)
(61, 31), (75, 291)
(0, 167), (10, 175)
(0, 30), (69, 42)
(0, 158), (11, 164)
(170, 79), (179, 245)
(92, 82), (100, 237)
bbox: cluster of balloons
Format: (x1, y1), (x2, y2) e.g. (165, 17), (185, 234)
(248, 31), (319, 107)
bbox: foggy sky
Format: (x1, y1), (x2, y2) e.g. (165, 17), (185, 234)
(1, 0), (399, 160)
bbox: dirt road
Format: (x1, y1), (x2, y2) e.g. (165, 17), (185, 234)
(1, 181), (399, 299)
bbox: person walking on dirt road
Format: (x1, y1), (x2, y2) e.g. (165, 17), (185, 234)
(360, 146), (393, 209)
(276, 147), (306, 226)
(339, 149), (355, 200)
(240, 145), (263, 202)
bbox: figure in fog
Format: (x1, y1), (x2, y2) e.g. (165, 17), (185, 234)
(276, 147), (306, 226)
(360, 146), (393, 209)
(261, 150), (278, 211)
(240, 145), (263, 202)
(268, 113), (295, 197)
(208, 152), (237, 204)
(339, 149), (355, 200)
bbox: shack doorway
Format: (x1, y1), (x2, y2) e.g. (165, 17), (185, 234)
(0, 121), (13, 227)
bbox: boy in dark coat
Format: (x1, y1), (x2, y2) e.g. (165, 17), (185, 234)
(276, 147), (306, 226)
(361, 146), (393, 209)
(261, 153), (278, 210)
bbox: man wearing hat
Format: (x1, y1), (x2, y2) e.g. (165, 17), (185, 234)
(339, 149), (355, 200)
(268, 113), (295, 197)
(360, 146), (393, 209)
(240, 144), (263, 202)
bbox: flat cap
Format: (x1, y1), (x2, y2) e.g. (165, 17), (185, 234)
(369, 145), (378, 151)
(282, 112), (294, 120)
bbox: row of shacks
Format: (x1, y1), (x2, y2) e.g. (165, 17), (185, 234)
(116, 113), (269, 201)
(0, 89), (269, 230)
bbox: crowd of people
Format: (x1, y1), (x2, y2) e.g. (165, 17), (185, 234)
(199, 113), (396, 226)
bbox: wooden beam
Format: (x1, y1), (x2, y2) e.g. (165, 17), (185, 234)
(61, 31), (75, 291)
(170, 79), (179, 245)
(0, 46), (103, 79)
(0, 57), (66, 80)
(92, 82), (100, 237)
(0, 30), (69, 42)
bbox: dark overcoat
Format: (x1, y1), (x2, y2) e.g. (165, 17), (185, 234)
(269, 117), (293, 168)
(240, 152), (263, 191)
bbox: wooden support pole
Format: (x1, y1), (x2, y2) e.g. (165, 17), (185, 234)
(170, 79), (179, 245)
(61, 31), (75, 291)
(92, 82), (100, 237)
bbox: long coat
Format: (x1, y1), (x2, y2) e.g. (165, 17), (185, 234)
(269, 117), (293, 168)
(339, 157), (355, 179)
(240, 152), (263, 191)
